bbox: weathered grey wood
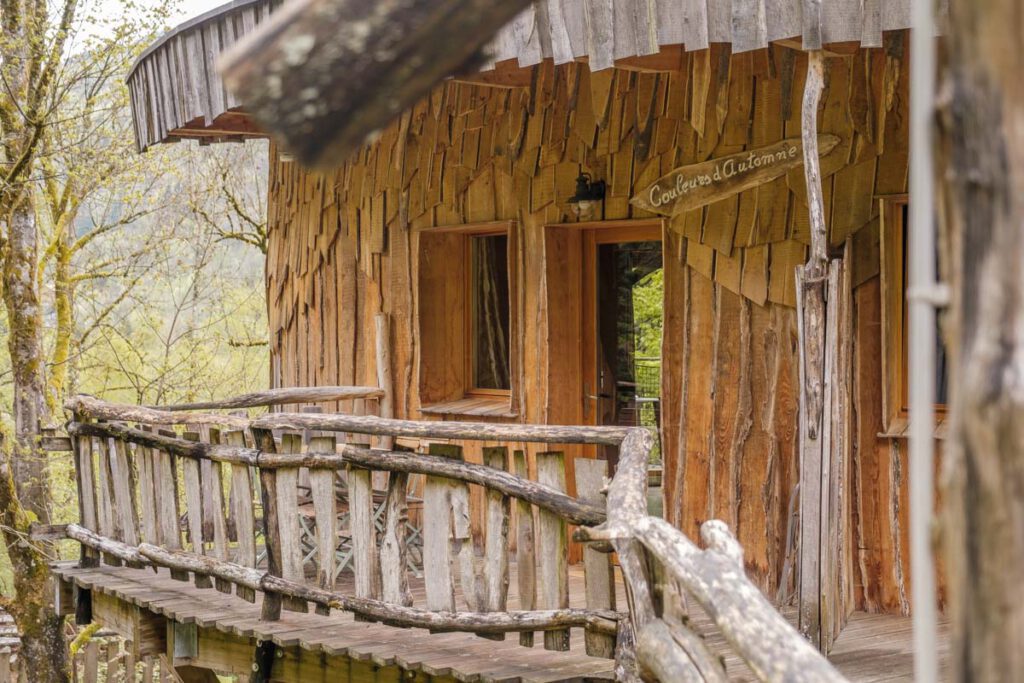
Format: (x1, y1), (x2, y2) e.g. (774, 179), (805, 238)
(150, 428), (187, 581)
(308, 436), (338, 591)
(591, 425), (845, 682)
(249, 427), (283, 620)
(224, 430), (257, 602)
(67, 395), (249, 429)
(66, 524), (151, 566)
(483, 447), (511, 636)
(536, 451), (570, 651)
(182, 432), (213, 589)
(130, 536), (620, 636)
(136, 441), (159, 545)
(151, 385), (384, 411)
(297, 445), (604, 525)
(348, 458), (381, 613)
(514, 450), (536, 647)
(94, 437), (121, 566)
(276, 434), (307, 612)
(375, 313), (395, 451)
(71, 419), (605, 525)
(450, 449), (484, 613)
(796, 49), (829, 650)
(636, 618), (727, 683)
(424, 444), (457, 612)
(71, 421), (259, 466)
(73, 420), (100, 567)
(379, 465), (412, 607)
(204, 429), (232, 594)
(252, 412), (631, 445)
(575, 458), (616, 658)
(109, 439), (140, 548)
(218, 0), (534, 168)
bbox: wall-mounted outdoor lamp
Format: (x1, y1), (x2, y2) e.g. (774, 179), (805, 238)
(569, 172), (606, 219)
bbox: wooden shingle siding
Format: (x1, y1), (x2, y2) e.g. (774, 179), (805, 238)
(264, 37), (912, 605)
(127, 0), (921, 151)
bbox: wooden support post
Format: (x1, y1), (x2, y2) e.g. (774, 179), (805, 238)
(537, 451), (570, 651)
(380, 449), (412, 606)
(575, 458), (616, 658)
(225, 429), (257, 602)
(308, 435), (338, 599)
(205, 429), (232, 594)
(155, 428), (188, 582)
(375, 313), (395, 451)
(424, 444), (460, 612)
(795, 49), (852, 652)
(182, 432), (213, 589)
(277, 433), (308, 613)
(513, 450), (536, 647)
(249, 427), (283, 621)
(72, 412), (99, 568)
(481, 447), (510, 641)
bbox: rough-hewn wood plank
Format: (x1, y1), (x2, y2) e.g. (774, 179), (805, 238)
(224, 430), (257, 603)
(424, 444), (458, 612)
(574, 458), (616, 658)
(308, 436), (338, 591)
(276, 434), (307, 612)
(482, 447), (511, 640)
(536, 451), (570, 651)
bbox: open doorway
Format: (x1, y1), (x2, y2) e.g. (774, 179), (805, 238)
(582, 224), (663, 473)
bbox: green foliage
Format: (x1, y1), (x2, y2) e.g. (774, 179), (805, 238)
(633, 268), (663, 359)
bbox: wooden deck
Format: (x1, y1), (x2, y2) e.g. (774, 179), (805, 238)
(53, 560), (946, 682)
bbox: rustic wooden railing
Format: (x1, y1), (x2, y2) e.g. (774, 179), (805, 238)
(61, 388), (845, 682)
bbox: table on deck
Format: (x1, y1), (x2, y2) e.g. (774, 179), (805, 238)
(53, 559), (947, 682)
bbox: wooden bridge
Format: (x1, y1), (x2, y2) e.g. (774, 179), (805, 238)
(48, 388), (935, 682)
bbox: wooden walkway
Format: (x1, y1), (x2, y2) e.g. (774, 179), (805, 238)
(53, 560), (946, 682)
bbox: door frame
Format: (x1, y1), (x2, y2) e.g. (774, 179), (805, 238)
(579, 222), (663, 433)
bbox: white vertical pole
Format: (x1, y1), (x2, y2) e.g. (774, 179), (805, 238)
(908, 0), (940, 680)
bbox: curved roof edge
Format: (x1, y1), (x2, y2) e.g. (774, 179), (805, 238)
(128, 0), (918, 153)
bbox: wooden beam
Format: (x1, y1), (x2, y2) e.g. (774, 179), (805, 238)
(219, 0), (535, 168)
(773, 38), (865, 56)
(451, 59), (533, 88)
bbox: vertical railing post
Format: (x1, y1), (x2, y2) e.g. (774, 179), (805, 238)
(71, 412), (99, 568)
(250, 427), (282, 621)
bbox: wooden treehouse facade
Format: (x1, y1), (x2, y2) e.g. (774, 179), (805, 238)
(47, 0), (946, 681)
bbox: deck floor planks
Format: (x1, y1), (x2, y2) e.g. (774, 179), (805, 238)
(54, 561), (947, 682)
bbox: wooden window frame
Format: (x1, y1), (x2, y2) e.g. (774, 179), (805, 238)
(462, 225), (513, 398)
(416, 221), (518, 415)
(879, 195), (946, 434)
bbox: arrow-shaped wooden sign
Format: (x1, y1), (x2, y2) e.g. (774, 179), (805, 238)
(630, 134), (841, 216)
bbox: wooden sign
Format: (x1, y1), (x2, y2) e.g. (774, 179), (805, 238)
(630, 135), (841, 216)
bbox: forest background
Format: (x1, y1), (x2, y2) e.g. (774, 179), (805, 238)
(0, 0), (268, 594)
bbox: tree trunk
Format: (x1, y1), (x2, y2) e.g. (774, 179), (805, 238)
(0, 198), (70, 682)
(939, 0), (1024, 679)
(2, 200), (50, 522)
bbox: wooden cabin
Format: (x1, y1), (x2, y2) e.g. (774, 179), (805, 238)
(80, 0), (946, 680)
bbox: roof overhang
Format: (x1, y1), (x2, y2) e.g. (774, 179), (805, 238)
(128, 0), (918, 156)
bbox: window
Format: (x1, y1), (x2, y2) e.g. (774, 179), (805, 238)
(880, 197), (948, 433)
(417, 222), (517, 416)
(468, 234), (511, 391)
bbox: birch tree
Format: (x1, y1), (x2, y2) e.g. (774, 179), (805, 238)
(0, 0), (169, 676)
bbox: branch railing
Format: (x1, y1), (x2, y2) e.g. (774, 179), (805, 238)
(62, 387), (846, 682)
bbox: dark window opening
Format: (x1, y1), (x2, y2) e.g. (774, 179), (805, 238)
(470, 234), (511, 391)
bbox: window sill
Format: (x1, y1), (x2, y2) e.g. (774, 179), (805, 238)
(877, 415), (948, 441)
(420, 396), (518, 419)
